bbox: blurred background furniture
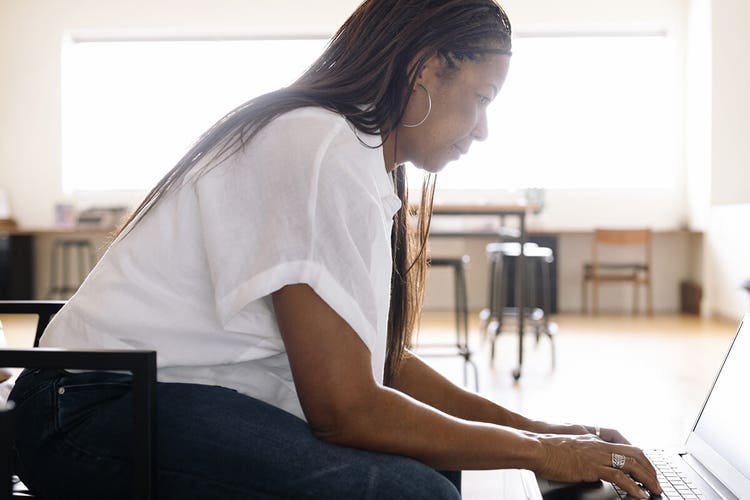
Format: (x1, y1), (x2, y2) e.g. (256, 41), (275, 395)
(482, 242), (557, 372)
(46, 238), (95, 299)
(582, 228), (653, 315)
(413, 255), (479, 391)
(427, 203), (534, 380)
(0, 234), (32, 300)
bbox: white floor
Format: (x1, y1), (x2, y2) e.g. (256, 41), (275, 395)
(1, 311), (737, 499)
(415, 312), (737, 499)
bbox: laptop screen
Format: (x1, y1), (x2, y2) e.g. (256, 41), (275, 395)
(686, 314), (750, 498)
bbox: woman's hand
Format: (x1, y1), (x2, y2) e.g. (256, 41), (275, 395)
(535, 433), (662, 499)
(530, 422), (630, 445)
(593, 426), (630, 445)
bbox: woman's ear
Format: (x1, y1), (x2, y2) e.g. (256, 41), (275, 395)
(407, 50), (440, 85)
(411, 52), (444, 88)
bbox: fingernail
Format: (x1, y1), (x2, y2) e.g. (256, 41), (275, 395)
(640, 490), (649, 499)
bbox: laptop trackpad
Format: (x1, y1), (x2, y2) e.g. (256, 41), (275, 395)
(537, 478), (621, 499)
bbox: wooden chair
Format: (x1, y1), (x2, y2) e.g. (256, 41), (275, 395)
(581, 229), (653, 315)
(0, 300), (157, 499)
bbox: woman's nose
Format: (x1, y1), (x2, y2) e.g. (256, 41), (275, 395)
(472, 111), (489, 141)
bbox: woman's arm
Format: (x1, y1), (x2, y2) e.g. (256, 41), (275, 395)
(273, 283), (540, 471)
(272, 284), (659, 498)
(390, 352), (617, 440)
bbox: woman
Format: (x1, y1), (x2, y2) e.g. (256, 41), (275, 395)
(10, 0), (661, 498)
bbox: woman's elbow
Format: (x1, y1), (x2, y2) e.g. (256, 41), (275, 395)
(305, 395), (377, 448)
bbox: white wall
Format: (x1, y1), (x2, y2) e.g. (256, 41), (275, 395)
(0, 0), (360, 227)
(0, 0), (686, 229)
(5, 0), (747, 316)
(701, 0), (750, 320)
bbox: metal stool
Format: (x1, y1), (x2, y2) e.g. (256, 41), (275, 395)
(414, 255), (479, 391)
(46, 239), (96, 299)
(481, 242), (556, 369)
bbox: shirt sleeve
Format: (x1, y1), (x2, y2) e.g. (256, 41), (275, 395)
(194, 109), (387, 350)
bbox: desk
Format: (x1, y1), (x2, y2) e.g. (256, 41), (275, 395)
(428, 203), (535, 380)
(0, 226), (114, 299)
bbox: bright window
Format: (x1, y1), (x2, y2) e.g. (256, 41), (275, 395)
(63, 34), (678, 192)
(62, 38), (328, 192)
(410, 33), (679, 190)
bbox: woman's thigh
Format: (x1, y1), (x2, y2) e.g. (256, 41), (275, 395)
(11, 370), (460, 500)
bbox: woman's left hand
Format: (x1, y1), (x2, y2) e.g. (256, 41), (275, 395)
(533, 422), (631, 445)
(593, 426), (630, 445)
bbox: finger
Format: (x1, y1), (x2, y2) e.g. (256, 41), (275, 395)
(622, 453), (662, 495)
(599, 467), (649, 499)
(612, 445), (661, 492)
(611, 430), (630, 445)
(604, 428), (630, 444)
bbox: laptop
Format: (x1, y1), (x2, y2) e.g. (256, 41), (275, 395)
(521, 313), (750, 500)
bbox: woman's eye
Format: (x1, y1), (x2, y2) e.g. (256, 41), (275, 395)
(478, 95), (491, 106)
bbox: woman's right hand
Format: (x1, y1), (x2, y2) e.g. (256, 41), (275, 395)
(535, 433), (662, 499)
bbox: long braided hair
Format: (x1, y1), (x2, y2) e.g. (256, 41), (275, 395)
(116, 0), (512, 384)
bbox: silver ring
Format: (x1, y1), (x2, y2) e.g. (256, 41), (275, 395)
(611, 453), (626, 469)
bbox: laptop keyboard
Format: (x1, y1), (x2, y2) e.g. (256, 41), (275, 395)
(612, 449), (705, 499)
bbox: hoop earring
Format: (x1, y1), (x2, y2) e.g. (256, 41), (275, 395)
(402, 84), (432, 128)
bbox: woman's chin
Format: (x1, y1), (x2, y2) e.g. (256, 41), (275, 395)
(413, 158), (453, 174)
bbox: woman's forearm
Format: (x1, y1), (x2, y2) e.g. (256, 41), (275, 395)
(320, 381), (544, 471)
(389, 351), (536, 429)
(389, 352), (595, 437)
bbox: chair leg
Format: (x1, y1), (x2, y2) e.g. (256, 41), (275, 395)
(647, 278), (653, 316)
(633, 278), (640, 315)
(581, 275), (588, 314)
(591, 278), (599, 316)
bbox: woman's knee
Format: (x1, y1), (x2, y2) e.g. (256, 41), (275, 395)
(361, 457), (461, 500)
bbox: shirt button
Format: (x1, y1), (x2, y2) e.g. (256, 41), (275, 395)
(57, 387), (65, 395)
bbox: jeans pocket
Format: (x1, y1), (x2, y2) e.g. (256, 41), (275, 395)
(55, 372), (132, 434)
(8, 368), (66, 410)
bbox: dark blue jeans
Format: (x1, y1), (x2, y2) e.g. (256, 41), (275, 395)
(9, 369), (461, 499)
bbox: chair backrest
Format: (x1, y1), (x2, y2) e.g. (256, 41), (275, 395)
(594, 228), (651, 246)
(0, 402), (13, 500)
(0, 301), (157, 499)
(591, 228), (652, 267)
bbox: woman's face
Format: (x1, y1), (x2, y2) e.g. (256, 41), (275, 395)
(395, 53), (511, 173)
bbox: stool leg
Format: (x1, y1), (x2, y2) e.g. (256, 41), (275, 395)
(541, 258), (552, 331)
(78, 241), (88, 289)
(528, 258), (539, 343)
(47, 242), (59, 299)
(490, 253), (506, 365)
(457, 262), (477, 391)
(480, 255), (497, 340)
(453, 265), (461, 351)
(541, 257), (556, 370)
(63, 243), (72, 297)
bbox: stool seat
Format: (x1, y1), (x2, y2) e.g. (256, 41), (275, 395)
(486, 242), (552, 261)
(483, 242), (556, 370)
